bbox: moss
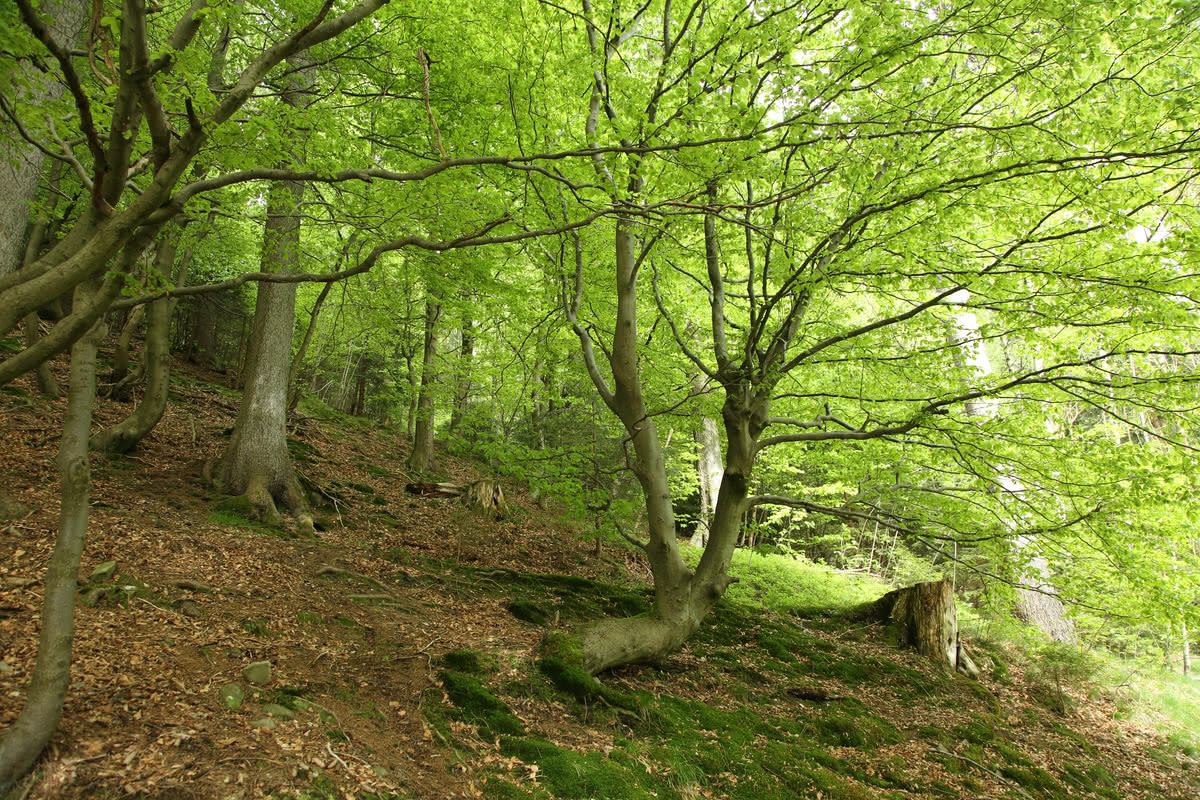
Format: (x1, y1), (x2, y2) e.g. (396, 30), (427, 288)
(538, 658), (639, 712)
(441, 649), (486, 674)
(506, 600), (549, 625)
(992, 740), (1032, 767)
(498, 736), (663, 799)
(813, 708), (902, 750)
(364, 464), (392, 478)
(952, 718), (996, 745)
(286, 437), (320, 464)
(439, 669), (527, 737)
(1063, 762), (1120, 799)
(539, 630), (585, 665)
(1000, 764), (1066, 796)
(608, 592), (652, 616)
(758, 634), (797, 663)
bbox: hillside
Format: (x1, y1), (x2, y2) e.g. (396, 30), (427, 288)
(1, 360), (1197, 800)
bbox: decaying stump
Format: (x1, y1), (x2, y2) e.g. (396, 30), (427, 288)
(859, 578), (979, 679)
(405, 479), (507, 518)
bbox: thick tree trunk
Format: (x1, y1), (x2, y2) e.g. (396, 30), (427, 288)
(0, 0), (89, 277)
(407, 294), (441, 472)
(214, 180), (309, 526)
(1013, 555), (1076, 644)
(862, 578), (979, 677)
(214, 59), (313, 527)
(0, 280), (102, 793)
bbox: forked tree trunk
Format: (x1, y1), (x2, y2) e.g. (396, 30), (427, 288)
(568, 216), (747, 674)
(861, 578), (979, 678)
(0, 280), (102, 793)
(407, 294), (441, 472)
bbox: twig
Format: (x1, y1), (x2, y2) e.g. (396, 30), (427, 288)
(325, 742), (349, 771)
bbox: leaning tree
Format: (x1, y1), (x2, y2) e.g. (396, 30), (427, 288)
(513, 0), (1200, 672)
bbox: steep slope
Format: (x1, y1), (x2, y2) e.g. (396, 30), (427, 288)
(0, 358), (1196, 800)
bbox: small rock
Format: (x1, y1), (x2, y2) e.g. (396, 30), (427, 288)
(242, 660), (272, 686)
(370, 765), (389, 779)
(174, 579), (214, 593)
(218, 683), (245, 710)
(0, 662), (14, 674)
(260, 703), (296, 720)
(177, 599), (203, 618)
(89, 560), (118, 582)
(249, 717), (277, 730)
(79, 586), (112, 607)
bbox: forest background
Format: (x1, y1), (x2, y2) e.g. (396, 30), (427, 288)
(1, 0), (1199, 794)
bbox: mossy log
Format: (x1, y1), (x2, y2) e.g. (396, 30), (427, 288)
(861, 578), (980, 679)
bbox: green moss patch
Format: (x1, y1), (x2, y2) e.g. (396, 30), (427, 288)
(439, 670), (525, 737)
(506, 600), (549, 625)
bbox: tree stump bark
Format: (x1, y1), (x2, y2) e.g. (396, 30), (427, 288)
(861, 578), (979, 678)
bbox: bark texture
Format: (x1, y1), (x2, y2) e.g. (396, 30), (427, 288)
(214, 179), (308, 525)
(0, 0), (89, 276)
(0, 282), (101, 793)
(1014, 544), (1076, 644)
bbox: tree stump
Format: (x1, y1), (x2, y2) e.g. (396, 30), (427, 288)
(860, 578), (979, 678)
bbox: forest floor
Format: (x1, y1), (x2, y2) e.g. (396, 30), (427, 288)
(1, 354), (1199, 800)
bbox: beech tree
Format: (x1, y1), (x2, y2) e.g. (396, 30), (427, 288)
(521, 0), (1200, 671)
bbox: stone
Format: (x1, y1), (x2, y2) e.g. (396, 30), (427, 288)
(218, 683), (245, 710)
(249, 717), (277, 730)
(79, 586), (112, 607)
(0, 662), (13, 674)
(89, 560), (118, 582)
(260, 703), (296, 720)
(177, 599), (203, 617)
(242, 660), (272, 685)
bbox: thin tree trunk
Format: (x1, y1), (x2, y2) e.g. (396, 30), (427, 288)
(448, 311), (474, 434)
(0, 278), (102, 793)
(17, 161), (68, 398)
(1183, 620), (1192, 676)
(288, 281), (332, 411)
(107, 305), (146, 400)
(689, 413), (722, 548)
(91, 215), (206, 453)
(407, 293), (441, 472)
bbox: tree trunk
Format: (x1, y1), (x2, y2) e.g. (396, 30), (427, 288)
(1182, 619), (1192, 676)
(213, 58), (313, 527)
(861, 578), (979, 678)
(0, 279), (102, 793)
(107, 306), (145, 400)
(689, 413), (722, 548)
(1013, 549), (1076, 644)
(90, 217), (203, 453)
(288, 281), (332, 411)
(0, 0), (89, 277)
(448, 312), (474, 434)
(407, 293), (441, 472)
